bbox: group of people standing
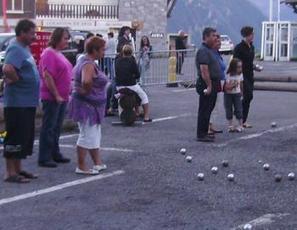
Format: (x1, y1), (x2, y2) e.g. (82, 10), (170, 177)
(2, 19), (153, 183)
(196, 26), (258, 142)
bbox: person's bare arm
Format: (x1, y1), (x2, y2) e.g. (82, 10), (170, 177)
(2, 64), (19, 84)
(79, 63), (95, 95)
(200, 64), (212, 95)
(43, 70), (64, 103)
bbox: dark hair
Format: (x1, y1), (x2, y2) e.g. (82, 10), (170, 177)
(85, 36), (106, 55)
(202, 27), (216, 40)
(86, 32), (94, 39)
(140, 36), (150, 48)
(241, 26), (254, 37)
(108, 32), (114, 38)
(15, 19), (36, 37)
(96, 34), (103, 38)
(227, 58), (242, 75)
(118, 26), (130, 38)
(48, 28), (70, 48)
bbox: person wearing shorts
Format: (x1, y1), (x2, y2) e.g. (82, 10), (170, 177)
(68, 37), (109, 175)
(115, 45), (152, 122)
(2, 19), (40, 183)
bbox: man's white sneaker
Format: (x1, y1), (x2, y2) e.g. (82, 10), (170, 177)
(75, 168), (99, 175)
(93, 164), (107, 172)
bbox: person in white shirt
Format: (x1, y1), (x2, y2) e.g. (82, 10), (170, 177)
(224, 58), (244, 133)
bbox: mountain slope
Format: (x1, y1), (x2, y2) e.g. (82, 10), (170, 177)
(167, 0), (266, 49)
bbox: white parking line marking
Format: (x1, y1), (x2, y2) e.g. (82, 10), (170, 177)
(232, 213), (290, 230)
(214, 123), (297, 147)
(0, 170), (125, 206)
(59, 144), (135, 152)
(148, 113), (192, 123)
(172, 88), (195, 93)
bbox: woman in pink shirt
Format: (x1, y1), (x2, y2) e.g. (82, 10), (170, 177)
(38, 28), (73, 168)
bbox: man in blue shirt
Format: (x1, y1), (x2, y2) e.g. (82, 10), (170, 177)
(196, 27), (221, 142)
(3, 19), (40, 183)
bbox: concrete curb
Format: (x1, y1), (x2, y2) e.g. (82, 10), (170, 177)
(254, 82), (297, 92)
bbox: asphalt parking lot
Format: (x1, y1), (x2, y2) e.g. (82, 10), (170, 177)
(0, 85), (297, 230)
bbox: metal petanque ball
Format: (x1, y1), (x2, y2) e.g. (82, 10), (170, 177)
(275, 174), (282, 182)
(222, 160), (229, 168)
(271, 122), (277, 128)
(180, 148), (187, 155)
(263, 163), (270, 171)
(197, 173), (204, 181)
(243, 224), (253, 230)
(186, 156), (192, 163)
(227, 174), (235, 182)
(211, 167), (218, 174)
(288, 173), (295, 181)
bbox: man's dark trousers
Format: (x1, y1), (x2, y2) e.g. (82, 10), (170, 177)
(242, 80), (254, 124)
(197, 89), (217, 138)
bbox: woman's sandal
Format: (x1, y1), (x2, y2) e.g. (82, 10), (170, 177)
(4, 175), (30, 184)
(19, 171), (38, 179)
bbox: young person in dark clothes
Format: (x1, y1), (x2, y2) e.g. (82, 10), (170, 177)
(175, 30), (187, 74)
(233, 26), (257, 129)
(117, 26), (132, 54)
(115, 45), (152, 122)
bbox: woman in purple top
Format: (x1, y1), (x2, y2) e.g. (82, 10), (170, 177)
(38, 28), (72, 168)
(68, 37), (109, 175)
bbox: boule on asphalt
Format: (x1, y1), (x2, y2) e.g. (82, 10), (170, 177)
(243, 223), (253, 230)
(258, 160), (263, 164)
(271, 122), (277, 128)
(275, 174), (282, 182)
(180, 148), (187, 155)
(222, 160), (229, 168)
(288, 172), (295, 181)
(227, 174), (235, 182)
(197, 173), (204, 181)
(211, 167), (218, 174)
(186, 156), (192, 163)
(263, 163), (270, 171)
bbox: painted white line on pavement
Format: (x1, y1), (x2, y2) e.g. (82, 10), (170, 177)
(172, 88), (195, 93)
(59, 144), (135, 152)
(0, 170), (125, 206)
(148, 113), (192, 124)
(231, 213), (290, 230)
(214, 123), (297, 147)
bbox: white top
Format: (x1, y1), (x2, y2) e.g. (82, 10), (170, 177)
(105, 38), (117, 58)
(225, 74), (243, 94)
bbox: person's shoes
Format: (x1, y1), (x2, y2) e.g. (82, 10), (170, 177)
(243, 123), (252, 128)
(93, 164), (107, 172)
(210, 128), (223, 134)
(39, 161), (58, 168)
(196, 136), (215, 142)
(143, 118), (153, 123)
(75, 168), (99, 175)
(228, 126), (235, 133)
(207, 134), (215, 139)
(235, 126), (244, 133)
(53, 157), (71, 164)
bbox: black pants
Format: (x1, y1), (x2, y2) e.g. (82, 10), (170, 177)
(197, 89), (218, 138)
(242, 81), (254, 123)
(176, 53), (184, 74)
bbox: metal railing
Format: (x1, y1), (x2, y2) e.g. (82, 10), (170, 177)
(36, 3), (119, 19)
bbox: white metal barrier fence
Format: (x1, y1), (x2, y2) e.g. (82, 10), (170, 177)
(101, 49), (197, 87)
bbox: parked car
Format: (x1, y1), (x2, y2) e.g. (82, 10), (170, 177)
(0, 33), (16, 77)
(219, 35), (234, 55)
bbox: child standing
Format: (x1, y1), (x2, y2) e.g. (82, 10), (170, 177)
(224, 58), (244, 132)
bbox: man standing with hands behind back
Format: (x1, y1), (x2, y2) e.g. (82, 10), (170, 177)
(196, 27), (221, 143)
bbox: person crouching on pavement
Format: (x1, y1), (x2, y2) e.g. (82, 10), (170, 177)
(115, 45), (152, 122)
(68, 37), (109, 175)
(224, 58), (244, 133)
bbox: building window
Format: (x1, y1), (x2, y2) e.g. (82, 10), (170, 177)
(7, 0), (24, 13)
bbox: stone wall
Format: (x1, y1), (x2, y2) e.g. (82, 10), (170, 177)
(119, 0), (168, 51)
